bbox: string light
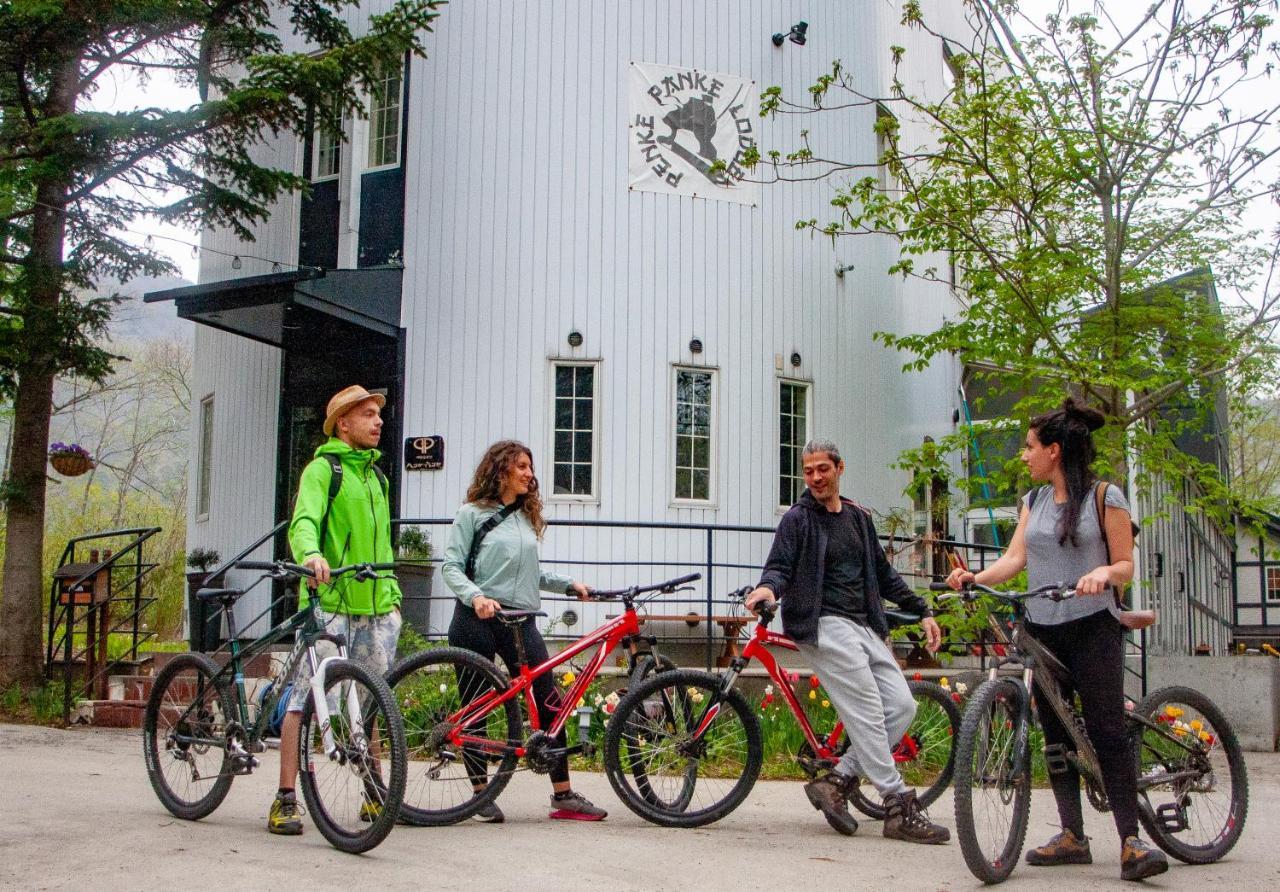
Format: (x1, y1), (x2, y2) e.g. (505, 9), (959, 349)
(231, 255), (242, 270)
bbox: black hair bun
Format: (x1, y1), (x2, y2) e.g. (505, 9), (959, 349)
(1062, 397), (1104, 432)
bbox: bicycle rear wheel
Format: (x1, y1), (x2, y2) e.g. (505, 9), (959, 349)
(387, 647), (521, 825)
(604, 668), (762, 827)
(848, 679), (961, 819)
(298, 659), (407, 853)
(1132, 685), (1248, 864)
(143, 653), (235, 820)
(953, 678), (1032, 884)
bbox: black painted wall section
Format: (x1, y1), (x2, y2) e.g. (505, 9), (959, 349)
(300, 179), (341, 269)
(358, 167), (405, 267)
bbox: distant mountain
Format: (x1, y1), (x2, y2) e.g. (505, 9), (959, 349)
(88, 275), (195, 343)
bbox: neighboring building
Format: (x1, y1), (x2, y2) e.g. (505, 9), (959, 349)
(147, 1), (971, 637)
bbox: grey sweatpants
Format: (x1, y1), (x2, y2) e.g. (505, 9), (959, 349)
(796, 615), (916, 796)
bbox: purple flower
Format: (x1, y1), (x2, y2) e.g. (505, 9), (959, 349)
(49, 442), (90, 458)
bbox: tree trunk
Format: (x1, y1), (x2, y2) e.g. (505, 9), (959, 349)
(0, 54), (78, 688)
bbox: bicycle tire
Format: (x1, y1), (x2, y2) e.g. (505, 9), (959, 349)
(953, 678), (1032, 884)
(298, 659), (407, 853)
(143, 652), (236, 820)
(848, 679), (961, 819)
(604, 668), (762, 827)
(387, 646), (521, 826)
(627, 651), (678, 691)
(1132, 685), (1248, 864)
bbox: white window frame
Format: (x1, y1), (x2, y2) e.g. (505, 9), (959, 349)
(777, 378), (811, 510)
(311, 105), (343, 183)
(197, 394), (214, 522)
(671, 366), (717, 507)
(1266, 566), (1280, 603)
(366, 60), (404, 172)
(875, 103), (898, 192)
(548, 359), (601, 503)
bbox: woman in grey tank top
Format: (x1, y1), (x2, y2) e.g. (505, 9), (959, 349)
(945, 398), (1167, 881)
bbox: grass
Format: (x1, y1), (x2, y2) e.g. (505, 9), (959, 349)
(0, 682), (69, 726)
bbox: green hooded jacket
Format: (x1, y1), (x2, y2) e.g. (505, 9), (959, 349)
(288, 438), (401, 615)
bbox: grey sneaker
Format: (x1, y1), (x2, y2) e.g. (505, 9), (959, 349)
(471, 800), (505, 823)
(803, 772), (858, 836)
(549, 791), (607, 821)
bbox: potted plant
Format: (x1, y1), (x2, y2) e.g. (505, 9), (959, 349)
(396, 526), (433, 635)
(185, 547), (223, 653)
(48, 441), (95, 477)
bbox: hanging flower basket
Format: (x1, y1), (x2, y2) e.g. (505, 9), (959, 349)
(49, 442), (94, 477)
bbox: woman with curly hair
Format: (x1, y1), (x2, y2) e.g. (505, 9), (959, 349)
(947, 398), (1167, 882)
(441, 440), (604, 823)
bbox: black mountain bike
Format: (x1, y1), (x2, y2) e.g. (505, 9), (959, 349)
(142, 560), (408, 854)
(937, 581), (1248, 884)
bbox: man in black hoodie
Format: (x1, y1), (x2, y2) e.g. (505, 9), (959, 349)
(746, 439), (949, 844)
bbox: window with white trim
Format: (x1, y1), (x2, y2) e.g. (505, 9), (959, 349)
(312, 105), (343, 181)
(367, 62), (404, 170)
(875, 104), (898, 191)
(1267, 567), (1280, 603)
(674, 368), (714, 502)
(197, 395), (214, 520)
(551, 362), (598, 497)
(778, 380), (809, 507)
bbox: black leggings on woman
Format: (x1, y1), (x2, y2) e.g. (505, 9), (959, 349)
(1027, 609), (1138, 842)
(448, 602), (569, 784)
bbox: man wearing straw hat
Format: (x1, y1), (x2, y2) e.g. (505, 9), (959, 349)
(268, 385), (402, 836)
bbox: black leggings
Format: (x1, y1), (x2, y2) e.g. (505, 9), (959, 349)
(448, 602), (569, 784)
(1027, 609), (1138, 842)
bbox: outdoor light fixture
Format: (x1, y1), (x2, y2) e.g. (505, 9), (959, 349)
(834, 262), (856, 278)
(567, 330), (583, 348)
(773, 21), (808, 47)
(558, 608), (579, 627)
(689, 338), (703, 354)
(576, 705), (594, 752)
(231, 255), (242, 270)
(790, 352), (802, 368)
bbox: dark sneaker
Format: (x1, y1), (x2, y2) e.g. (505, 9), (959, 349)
(1026, 828), (1092, 866)
(549, 791), (607, 821)
(882, 790), (950, 845)
(472, 800), (505, 824)
(267, 790), (304, 836)
(1121, 836), (1169, 882)
(803, 772), (858, 836)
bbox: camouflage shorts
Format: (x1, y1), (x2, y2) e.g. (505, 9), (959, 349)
(286, 608), (401, 712)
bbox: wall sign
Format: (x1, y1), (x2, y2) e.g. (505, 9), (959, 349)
(628, 61), (759, 205)
(404, 436), (444, 471)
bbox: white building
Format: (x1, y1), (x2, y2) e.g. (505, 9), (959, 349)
(148, 1), (970, 637)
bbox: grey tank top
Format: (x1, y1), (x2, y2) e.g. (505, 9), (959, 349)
(1021, 483), (1130, 625)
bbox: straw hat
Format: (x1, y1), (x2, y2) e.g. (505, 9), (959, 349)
(323, 385), (386, 437)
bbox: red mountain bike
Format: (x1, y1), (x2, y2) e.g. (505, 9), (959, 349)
(603, 587), (960, 827)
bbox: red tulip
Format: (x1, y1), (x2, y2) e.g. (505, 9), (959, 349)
(809, 675), (821, 688)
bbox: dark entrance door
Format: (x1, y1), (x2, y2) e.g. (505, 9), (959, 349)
(272, 307), (403, 625)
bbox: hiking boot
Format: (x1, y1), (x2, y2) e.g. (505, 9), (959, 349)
(803, 772), (858, 836)
(882, 790), (950, 845)
(472, 800), (505, 823)
(548, 790), (607, 821)
(1025, 828), (1092, 866)
(1120, 836), (1169, 882)
(267, 790), (304, 836)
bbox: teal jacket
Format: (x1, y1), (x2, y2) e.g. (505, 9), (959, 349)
(441, 502), (573, 610)
(288, 438), (401, 615)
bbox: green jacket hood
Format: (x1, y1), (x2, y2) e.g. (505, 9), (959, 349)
(315, 437), (382, 464)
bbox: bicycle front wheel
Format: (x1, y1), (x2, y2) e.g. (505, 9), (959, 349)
(1133, 685), (1248, 864)
(298, 659), (407, 854)
(953, 678), (1032, 884)
(848, 679), (961, 819)
(143, 653), (235, 820)
(387, 646), (521, 826)
(604, 668), (762, 827)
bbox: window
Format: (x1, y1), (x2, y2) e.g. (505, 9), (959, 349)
(674, 368), (714, 502)
(367, 62), (404, 170)
(551, 363), (598, 498)
(942, 43), (965, 96)
(778, 380), (809, 507)
(312, 105), (343, 181)
(197, 395), (214, 520)
(875, 104), (898, 191)
(1267, 567), (1280, 603)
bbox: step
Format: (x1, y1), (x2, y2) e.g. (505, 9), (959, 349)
(74, 699), (148, 729)
(149, 648), (286, 678)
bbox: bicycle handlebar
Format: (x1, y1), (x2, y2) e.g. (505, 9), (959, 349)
(928, 580), (1076, 603)
(587, 572), (702, 600)
(234, 559), (398, 582)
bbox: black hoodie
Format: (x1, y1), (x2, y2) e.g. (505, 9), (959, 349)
(756, 490), (932, 644)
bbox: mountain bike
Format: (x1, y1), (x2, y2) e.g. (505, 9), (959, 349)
(142, 560), (408, 854)
(603, 588), (961, 828)
(937, 581), (1248, 884)
(384, 572), (699, 825)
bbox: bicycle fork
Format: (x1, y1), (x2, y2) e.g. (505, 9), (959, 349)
(306, 649), (368, 761)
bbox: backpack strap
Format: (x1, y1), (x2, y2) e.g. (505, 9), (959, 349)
(465, 500), (521, 581)
(1095, 480), (1108, 544)
(317, 453), (345, 555)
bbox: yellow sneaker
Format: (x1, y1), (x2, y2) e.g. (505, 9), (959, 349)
(267, 791), (304, 835)
(358, 799), (382, 823)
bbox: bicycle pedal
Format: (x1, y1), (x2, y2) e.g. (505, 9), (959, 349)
(1043, 744), (1071, 776)
(1154, 802), (1189, 833)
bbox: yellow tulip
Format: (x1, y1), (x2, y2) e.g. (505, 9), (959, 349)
(940, 677), (949, 688)
(822, 699), (831, 708)
(561, 672), (576, 686)
(809, 690), (817, 700)
(1190, 719), (1203, 731)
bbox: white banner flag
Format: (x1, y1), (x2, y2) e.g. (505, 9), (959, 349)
(628, 61), (760, 206)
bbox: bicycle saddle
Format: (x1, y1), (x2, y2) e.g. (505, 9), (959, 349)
(196, 587), (241, 603)
(495, 609), (548, 625)
(1118, 609), (1157, 631)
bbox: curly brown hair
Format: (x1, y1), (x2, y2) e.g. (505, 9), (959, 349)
(465, 440), (546, 538)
